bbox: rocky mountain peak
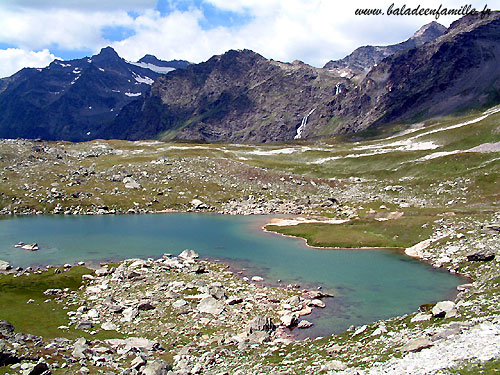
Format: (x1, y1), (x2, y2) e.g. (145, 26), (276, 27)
(412, 21), (447, 40)
(92, 46), (122, 64)
(323, 21), (446, 72)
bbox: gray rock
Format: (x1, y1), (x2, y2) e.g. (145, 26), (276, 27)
(247, 331), (271, 344)
(43, 288), (63, 296)
(280, 314), (298, 328)
(190, 264), (206, 274)
(72, 337), (91, 359)
(0, 320), (15, 335)
(432, 301), (457, 318)
(247, 316), (276, 334)
(122, 307), (139, 322)
(321, 360), (347, 371)
(402, 338), (433, 352)
(26, 362), (50, 375)
(226, 296), (243, 305)
(130, 355), (146, 370)
(208, 285), (226, 300)
(21, 243), (38, 251)
(190, 199), (209, 209)
(0, 260), (11, 272)
(141, 360), (172, 375)
(123, 177), (142, 189)
(198, 297), (225, 315)
(75, 321), (94, 330)
(178, 249), (199, 260)
(297, 320), (313, 329)
(482, 222), (500, 234)
(138, 302), (155, 311)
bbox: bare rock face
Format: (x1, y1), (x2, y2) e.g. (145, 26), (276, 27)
(324, 12), (500, 135)
(324, 21), (447, 72)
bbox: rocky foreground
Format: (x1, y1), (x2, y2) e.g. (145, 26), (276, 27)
(1, 211), (500, 374)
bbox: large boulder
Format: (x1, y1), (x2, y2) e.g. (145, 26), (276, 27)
(402, 338), (433, 353)
(198, 297), (225, 315)
(280, 314), (299, 328)
(178, 249), (199, 260)
(432, 301), (457, 318)
(123, 177), (142, 189)
(141, 360), (172, 375)
(0, 261), (11, 272)
(247, 316), (276, 334)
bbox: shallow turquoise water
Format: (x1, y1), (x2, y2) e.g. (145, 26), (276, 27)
(0, 214), (465, 337)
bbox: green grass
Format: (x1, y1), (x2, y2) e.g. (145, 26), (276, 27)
(0, 267), (120, 340)
(266, 215), (435, 248)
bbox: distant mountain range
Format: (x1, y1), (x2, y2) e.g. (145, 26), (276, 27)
(0, 12), (499, 143)
(0, 47), (190, 141)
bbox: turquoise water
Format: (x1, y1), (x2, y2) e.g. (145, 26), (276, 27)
(0, 214), (465, 337)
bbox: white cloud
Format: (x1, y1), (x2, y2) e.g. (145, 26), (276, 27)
(0, 6), (134, 51)
(0, 48), (58, 78)
(1, 0), (156, 11)
(0, 0), (493, 73)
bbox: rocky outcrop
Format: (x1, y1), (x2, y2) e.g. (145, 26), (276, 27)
(324, 21), (446, 72)
(102, 49), (343, 142)
(319, 12), (500, 136)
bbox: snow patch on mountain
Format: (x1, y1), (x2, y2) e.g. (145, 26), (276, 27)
(128, 61), (175, 74)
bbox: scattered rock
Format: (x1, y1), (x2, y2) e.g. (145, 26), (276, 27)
(411, 313), (432, 323)
(190, 199), (209, 209)
(122, 307), (139, 322)
(123, 177), (142, 189)
(101, 322), (118, 331)
(130, 355), (146, 370)
(321, 360), (347, 371)
(138, 302), (155, 311)
(251, 276), (264, 282)
(226, 296), (243, 305)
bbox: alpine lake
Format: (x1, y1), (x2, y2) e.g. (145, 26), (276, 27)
(0, 213), (465, 338)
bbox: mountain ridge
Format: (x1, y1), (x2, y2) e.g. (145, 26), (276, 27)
(0, 47), (189, 141)
(323, 21), (447, 72)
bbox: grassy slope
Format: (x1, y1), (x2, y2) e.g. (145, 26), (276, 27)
(0, 266), (120, 340)
(266, 214), (435, 248)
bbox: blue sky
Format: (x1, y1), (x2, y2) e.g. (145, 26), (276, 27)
(0, 0), (491, 77)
